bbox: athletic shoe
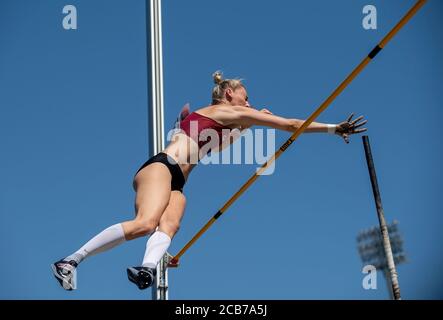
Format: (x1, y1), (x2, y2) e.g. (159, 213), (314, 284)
(51, 259), (78, 290)
(126, 266), (156, 290)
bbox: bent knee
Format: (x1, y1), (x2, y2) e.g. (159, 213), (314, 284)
(131, 218), (159, 237)
(159, 218), (181, 238)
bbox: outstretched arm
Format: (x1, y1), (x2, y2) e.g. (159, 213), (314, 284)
(210, 108), (273, 154)
(225, 106), (338, 134)
(219, 106), (367, 143)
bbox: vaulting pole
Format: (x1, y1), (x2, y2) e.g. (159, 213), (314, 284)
(169, 0), (427, 267)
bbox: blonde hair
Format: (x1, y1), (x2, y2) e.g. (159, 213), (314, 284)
(211, 71), (244, 104)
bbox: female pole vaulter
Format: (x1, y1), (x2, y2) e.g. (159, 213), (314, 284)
(51, 71), (366, 290)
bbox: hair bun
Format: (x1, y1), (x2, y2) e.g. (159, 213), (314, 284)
(212, 71), (223, 85)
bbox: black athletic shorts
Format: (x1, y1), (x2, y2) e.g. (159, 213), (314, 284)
(134, 153), (185, 192)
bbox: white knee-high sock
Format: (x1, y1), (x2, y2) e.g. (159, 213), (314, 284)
(142, 231), (171, 268)
(64, 223), (126, 265)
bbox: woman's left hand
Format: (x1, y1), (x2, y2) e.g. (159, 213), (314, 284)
(336, 113), (368, 144)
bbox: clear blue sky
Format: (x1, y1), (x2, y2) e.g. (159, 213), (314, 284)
(1, 0), (442, 300)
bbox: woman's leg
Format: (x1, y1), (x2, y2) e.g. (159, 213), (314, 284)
(141, 190), (186, 268)
(65, 162), (172, 262)
(127, 190), (186, 290)
(52, 163), (172, 290)
(122, 162), (172, 240)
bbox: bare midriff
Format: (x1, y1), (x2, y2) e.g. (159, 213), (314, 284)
(162, 132), (199, 182)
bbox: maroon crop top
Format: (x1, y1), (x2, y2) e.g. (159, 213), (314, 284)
(179, 112), (231, 152)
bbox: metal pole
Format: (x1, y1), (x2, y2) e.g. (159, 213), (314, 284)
(170, 0), (427, 266)
(362, 136), (401, 300)
(147, 0), (167, 300)
(384, 269), (394, 300)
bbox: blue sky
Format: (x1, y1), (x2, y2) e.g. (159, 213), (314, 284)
(1, 0), (442, 300)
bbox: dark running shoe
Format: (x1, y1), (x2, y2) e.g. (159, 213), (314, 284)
(126, 266), (156, 290)
(51, 259), (78, 290)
